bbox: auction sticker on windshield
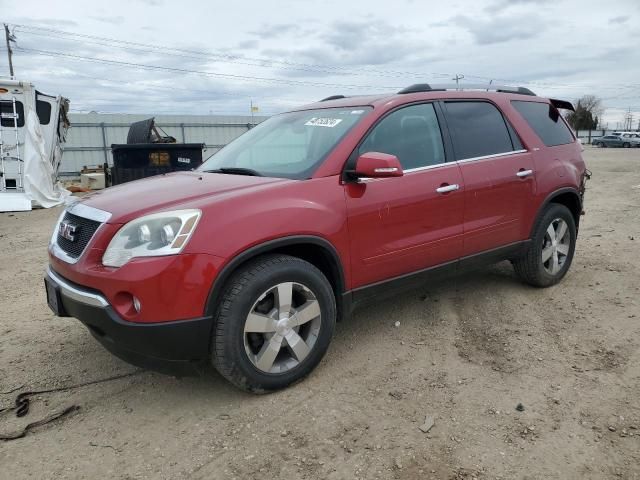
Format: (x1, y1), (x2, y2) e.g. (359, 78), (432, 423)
(305, 117), (343, 127)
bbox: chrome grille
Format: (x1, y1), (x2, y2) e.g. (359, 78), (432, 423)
(55, 211), (102, 259)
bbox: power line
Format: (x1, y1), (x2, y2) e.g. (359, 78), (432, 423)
(11, 22), (624, 91)
(66, 71), (309, 105)
(14, 46), (403, 90)
(11, 23), (451, 80)
(9, 22), (640, 115)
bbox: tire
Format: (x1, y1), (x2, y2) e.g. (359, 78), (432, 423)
(513, 204), (577, 288)
(623, 142), (631, 148)
(211, 254), (336, 392)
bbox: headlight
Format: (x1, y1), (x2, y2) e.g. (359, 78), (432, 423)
(102, 209), (201, 267)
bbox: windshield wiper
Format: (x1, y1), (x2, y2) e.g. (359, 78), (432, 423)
(203, 167), (262, 177)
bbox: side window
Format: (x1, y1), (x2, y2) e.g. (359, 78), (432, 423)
(0, 100), (25, 128)
(36, 99), (52, 125)
(511, 100), (574, 147)
(358, 103), (445, 170)
(506, 121), (524, 150)
(444, 101), (515, 160)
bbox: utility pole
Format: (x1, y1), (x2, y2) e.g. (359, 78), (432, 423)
(623, 108), (633, 131)
(452, 74), (464, 89)
(3, 24), (15, 78)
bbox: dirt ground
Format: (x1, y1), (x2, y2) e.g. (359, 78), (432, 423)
(1, 147), (639, 480)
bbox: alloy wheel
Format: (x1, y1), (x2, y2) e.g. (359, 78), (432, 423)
(541, 218), (571, 275)
(243, 282), (322, 373)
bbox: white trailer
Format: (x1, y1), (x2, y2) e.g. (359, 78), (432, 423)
(0, 79), (70, 211)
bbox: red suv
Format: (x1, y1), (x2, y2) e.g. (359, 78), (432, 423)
(45, 84), (589, 392)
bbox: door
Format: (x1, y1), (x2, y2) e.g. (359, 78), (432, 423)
(344, 103), (465, 288)
(442, 100), (536, 256)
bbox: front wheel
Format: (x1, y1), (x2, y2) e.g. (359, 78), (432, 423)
(211, 254), (336, 392)
(623, 142), (631, 148)
(513, 204), (577, 287)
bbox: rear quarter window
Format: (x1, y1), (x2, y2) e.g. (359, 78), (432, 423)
(511, 101), (574, 147)
(443, 101), (519, 160)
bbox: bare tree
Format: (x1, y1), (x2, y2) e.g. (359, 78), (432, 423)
(566, 95), (603, 131)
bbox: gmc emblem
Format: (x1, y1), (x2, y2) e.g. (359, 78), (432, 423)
(59, 221), (78, 242)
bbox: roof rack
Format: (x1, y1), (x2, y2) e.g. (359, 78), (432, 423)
(398, 83), (536, 96)
(320, 95), (347, 101)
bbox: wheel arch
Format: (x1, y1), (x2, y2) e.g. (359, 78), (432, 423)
(205, 236), (348, 323)
(531, 187), (582, 237)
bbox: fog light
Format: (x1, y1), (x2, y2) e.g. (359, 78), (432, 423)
(133, 296), (141, 313)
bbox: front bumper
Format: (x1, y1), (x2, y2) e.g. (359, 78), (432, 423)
(45, 267), (213, 374)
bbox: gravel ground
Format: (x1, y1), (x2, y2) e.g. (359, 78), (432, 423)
(1, 147), (639, 480)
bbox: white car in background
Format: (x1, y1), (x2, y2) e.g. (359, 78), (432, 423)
(612, 132), (640, 147)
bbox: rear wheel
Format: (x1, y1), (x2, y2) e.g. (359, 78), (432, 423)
(211, 254), (336, 392)
(623, 142), (631, 148)
(513, 204), (576, 287)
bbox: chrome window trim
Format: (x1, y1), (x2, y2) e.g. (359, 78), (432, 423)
(50, 203), (112, 264)
(455, 149), (528, 164)
(46, 266), (109, 308)
(403, 162), (451, 174)
(356, 161), (453, 182)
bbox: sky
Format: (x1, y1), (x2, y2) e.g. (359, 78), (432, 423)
(1, 0), (639, 127)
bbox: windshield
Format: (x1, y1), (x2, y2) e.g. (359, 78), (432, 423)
(198, 107), (372, 179)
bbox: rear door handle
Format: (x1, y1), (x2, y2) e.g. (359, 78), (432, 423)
(516, 169), (533, 178)
(436, 184), (459, 193)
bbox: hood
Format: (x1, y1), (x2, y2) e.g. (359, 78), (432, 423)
(79, 171), (288, 223)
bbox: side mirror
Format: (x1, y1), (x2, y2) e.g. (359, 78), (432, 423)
(353, 152), (403, 179)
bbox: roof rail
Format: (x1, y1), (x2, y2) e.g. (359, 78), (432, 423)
(320, 95), (347, 101)
(398, 83), (536, 96)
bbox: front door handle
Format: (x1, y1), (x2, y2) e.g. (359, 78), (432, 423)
(516, 169), (533, 178)
(436, 184), (460, 194)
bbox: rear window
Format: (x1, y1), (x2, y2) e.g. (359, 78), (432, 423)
(0, 100), (25, 127)
(444, 101), (519, 160)
(511, 101), (574, 147)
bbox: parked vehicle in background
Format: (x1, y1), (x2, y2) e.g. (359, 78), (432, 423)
(612, 132), (640, 146)
(592, 134), (638, 148)
(44, 84), (589, 392)
(620, 132), (640, 147)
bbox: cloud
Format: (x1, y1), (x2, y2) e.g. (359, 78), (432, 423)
(258, 18), (425, 77)
(5, 0), (640, 124)
(249, 23), (302, 39)
(484, 0), (554, 13)
(9, 17), (79, 28)
(237, 39), (259, 50)
(609, 15), (629, 24)
(90, 16), (125, 25)
(449, 13), (549, 44)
